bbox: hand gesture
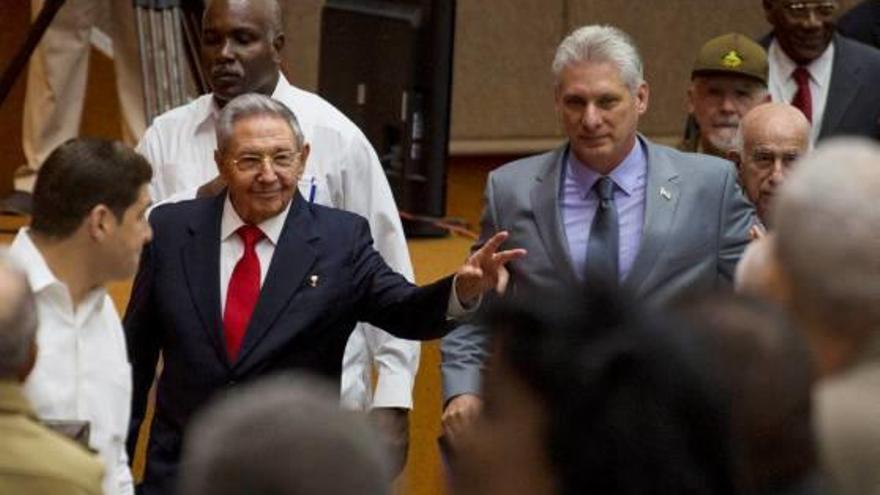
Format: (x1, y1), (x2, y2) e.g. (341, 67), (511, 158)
(454, 231), (527, 305)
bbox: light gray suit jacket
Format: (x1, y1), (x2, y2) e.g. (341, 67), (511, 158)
(441, 138), (755, 401)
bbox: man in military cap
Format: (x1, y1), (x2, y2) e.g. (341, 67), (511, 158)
(680, 33), (770, 157)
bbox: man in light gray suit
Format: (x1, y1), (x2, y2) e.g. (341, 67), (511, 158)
(440, 25), (755, 443)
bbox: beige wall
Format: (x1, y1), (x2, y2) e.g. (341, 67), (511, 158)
(279, 0), (860, 153)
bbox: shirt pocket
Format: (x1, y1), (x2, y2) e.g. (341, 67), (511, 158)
(298, 174), (330, 207)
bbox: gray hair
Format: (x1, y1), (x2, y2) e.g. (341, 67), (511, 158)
(552, 25), (644, 93)
(179, 373), (391, 495)
(216, 93), (305, 152)
(0, 251), (37, 379)
(774, 138), (880, 336)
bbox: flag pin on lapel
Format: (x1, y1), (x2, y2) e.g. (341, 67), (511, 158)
(308, 275), (319, 287)
(660, 187), (672, 200)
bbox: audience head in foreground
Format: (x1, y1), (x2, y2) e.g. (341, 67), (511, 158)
(453, 287), (740, 495)
(677, 294), (820, 495)
(773, 137), (880, 495)
(178, 373), (390, 495)
(0, 253), (105, 495)
(0, 255), (37, 383)
(685, 33), (769, 157)
(729, 102), (810, 228)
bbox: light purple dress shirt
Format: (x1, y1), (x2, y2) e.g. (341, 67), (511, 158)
(560, 139), (647, 282)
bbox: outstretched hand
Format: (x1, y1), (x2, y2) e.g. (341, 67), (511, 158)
(454, 231), (527, 305)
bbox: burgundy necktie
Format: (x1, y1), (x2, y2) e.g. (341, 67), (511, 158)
(223, 225), (265, 361)
(791, 67), (812, 123)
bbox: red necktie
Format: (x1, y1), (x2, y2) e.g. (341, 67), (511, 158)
(791, 67), (812, 123)
(223, 225), (265, 361)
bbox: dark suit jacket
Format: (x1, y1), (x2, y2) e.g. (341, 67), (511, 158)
(441, 138), (755, 401)
(763, 32), (880, 140)
(125, 193), (452, 494)
(838, 1), (880, 50)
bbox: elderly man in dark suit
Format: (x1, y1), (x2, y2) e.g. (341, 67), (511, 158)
(124, 93), (524, 495)
(440, 24), (755, 444)
(762, 0), (880, 143)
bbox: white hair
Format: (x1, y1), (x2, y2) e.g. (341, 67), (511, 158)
(773, 138), (880, 334)
(552, 25), (644, 93)
(216, 93), (305, 152)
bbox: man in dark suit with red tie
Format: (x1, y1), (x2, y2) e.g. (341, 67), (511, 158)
(762, 0), (880, 144)
(124, 93), (524, 495)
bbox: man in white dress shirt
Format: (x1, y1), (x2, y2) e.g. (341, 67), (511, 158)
(136, 0), (418, 470)
(8, 138), (154, 495)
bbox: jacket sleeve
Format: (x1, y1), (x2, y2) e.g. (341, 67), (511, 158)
(122, 236), (162, 462)
(440, 173), (500, 402)
(716, 165), (755, 284)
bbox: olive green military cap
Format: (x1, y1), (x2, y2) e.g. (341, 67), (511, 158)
(692, 33), (768, 85)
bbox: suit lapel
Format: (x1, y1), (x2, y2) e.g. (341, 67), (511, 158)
(530, 146), (579, 284)
(625, 140), (681, 294)
(820, 35), (862, 139)
(181, 195), (229, 367)
(234, 194), (319, 367)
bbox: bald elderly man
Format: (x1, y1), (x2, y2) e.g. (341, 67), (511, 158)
(728, 103), (810, 233)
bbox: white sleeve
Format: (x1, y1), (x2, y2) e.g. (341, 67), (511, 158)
(137, 124), (166, 202)
(116, 445), (135, 495)
(339, 132), (421, 410)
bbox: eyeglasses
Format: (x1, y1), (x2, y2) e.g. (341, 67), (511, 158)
(781, 1), (838, 19)
(230, 151), (301, 173)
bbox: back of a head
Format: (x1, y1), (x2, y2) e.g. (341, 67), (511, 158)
(677, 294), (816, 492)
(485, 286), (740, 495)
(0, 252), (37, 381)
(179, 373), (390, 495)
(773, 138), (880, 343)
(31, 138), (152, 239)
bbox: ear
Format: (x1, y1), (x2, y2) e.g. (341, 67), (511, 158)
(215, 149), (227, 176)
(272, 32), (286, 63)
(553, 83), (564, 118)
(295, 142), (311, 181)
(728, 149), (742, 167)
(17, 340), (37, 383)
(86, 204), (115, 241)
(686, 84), (696, 114)
(763, 0), (776, 23)
(635, 82), (650, 116)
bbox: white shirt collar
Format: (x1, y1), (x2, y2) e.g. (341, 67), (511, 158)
(220, 194), (292, 246)
(769, 37), (834, 87)
(9, 228), (107, 314)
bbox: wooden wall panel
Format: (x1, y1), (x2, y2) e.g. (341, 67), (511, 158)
(450, 0), (565, 145)
(277, 0), (863, 152)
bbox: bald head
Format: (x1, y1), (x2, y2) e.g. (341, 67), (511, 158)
(730, 103), (810, 226)
(0, 253), (37, 381)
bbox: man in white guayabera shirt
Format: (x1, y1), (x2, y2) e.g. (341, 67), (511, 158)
(8, 138), (154, 495)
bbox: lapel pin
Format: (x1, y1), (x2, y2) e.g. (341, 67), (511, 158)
(308, 275), (319, 287)
(660, 187), (672, 201)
